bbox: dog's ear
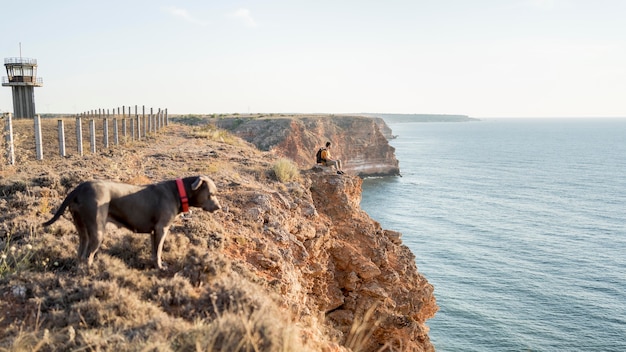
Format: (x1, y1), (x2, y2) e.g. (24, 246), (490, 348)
(192, 176), (217, 192)
(191, 177), (204, 190)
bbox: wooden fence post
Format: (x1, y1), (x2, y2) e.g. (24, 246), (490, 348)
(123, 118), (128, 140)
(34, 114), (43, 160)
(89, 119), (96, 153)
(4, 112), (15, 165)
(76, 116), (83, 156)
(165, 108), (168, 126)
(58, 120), (66, 157)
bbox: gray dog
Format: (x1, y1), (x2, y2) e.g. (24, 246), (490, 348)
(42, 176), (221, 269)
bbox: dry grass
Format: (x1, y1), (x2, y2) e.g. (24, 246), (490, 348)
(189, 124), (242, 146)
(0, 119), (325, 351)
(272, 158), (300, 183)
(344, 305), (391, 352)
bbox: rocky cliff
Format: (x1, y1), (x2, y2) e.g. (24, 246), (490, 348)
(215, 115), (400, 177)
(0, 121), (436, 351)
(306, 172), (437, 350)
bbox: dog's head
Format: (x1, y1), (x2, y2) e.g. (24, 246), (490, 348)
(190, 176), (221, 212)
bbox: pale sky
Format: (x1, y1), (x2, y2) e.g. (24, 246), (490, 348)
(1, 0), (625, 118)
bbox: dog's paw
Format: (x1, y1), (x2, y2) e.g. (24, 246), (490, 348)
(181, 211), (193, 221)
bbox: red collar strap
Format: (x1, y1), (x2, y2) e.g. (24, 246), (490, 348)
(175, 178), (189, 213)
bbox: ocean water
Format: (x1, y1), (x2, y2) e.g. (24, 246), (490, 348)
(360, 118), (626, 352)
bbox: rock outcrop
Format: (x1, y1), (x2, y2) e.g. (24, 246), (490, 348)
(216, 115), (400, 177)
(306, 172), (437, 351)
(218, 168), (438, 351)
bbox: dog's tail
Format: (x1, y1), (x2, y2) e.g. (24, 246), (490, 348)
(42, 186), (80, 227)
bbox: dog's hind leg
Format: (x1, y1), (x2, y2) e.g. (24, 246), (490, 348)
(151, 225), (171, 270)
(84, 222), (104, 267)
(85, 206), (108, 267)
(76, 224), (90, 262)
(71, 215), (88, 261)
(70, 208), (94, 264)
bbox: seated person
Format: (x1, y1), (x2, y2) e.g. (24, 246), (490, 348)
(319, 141), (344, 175)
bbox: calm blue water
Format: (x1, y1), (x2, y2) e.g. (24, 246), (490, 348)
(360, 118), (626, 352)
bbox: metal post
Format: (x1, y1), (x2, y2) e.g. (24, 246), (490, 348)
(137, 113), (142, 140)
(150, 111), (154, 133)
(114, 118), (119, 145)
(147, 108), (152, 134)
(58, 120), (66, 157)
(89, 119), (96, 153)
(76, 116), (83, 156)
(34, 114), (43, 160)
(136, 105), (139, 139)
(130, 117), (135, 141)
(142, 106), (147, 138)
(5, 113), (15, 165)
(103, 118), (109, 148)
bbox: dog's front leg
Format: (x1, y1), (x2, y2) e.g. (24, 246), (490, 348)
(151, 225), (170, 270)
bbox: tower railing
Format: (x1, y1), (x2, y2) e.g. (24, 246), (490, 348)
(2, 76), (44, 84)
(4, 57), (38, 65)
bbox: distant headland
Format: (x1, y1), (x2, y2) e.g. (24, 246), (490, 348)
(360, 113), (479, 123)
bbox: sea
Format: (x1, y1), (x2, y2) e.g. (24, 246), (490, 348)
(359, 118), (626, 352)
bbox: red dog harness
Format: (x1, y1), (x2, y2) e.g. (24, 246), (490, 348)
(175, 178), (189, 213)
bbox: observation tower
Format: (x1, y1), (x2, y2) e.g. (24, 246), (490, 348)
(2, 56), (43, 118)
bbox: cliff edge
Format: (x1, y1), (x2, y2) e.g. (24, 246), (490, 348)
(215, 115), (400, 177)
(0, 121), (436, 351)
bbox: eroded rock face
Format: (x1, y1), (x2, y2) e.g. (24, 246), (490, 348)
(218, 169), (437, 351)
(306, 171), (437, 351)
(218, 115), (400, 176)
